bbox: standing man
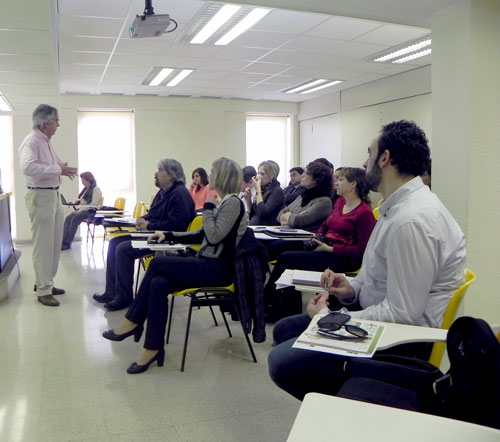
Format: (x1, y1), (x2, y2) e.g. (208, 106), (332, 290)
(93, 159), (196, 311)
(268, 120), (466, 400)
(19, 104), (78, 307)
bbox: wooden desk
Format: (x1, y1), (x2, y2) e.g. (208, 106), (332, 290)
(287, 393), (500, 442)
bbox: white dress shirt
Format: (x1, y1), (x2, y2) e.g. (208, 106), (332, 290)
(19, 129), (63, 188)
(347, 176), (466, 328)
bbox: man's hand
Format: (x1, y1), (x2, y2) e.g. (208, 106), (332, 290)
(305, 292), (329, 318)
(61, 163), (77, 180)
(135, 218), (149, 231)
(320, 269), (355, 301)
(148, 231), (165, 243)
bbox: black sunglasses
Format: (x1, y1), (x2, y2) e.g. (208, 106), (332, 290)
(317, 323), (368, 340)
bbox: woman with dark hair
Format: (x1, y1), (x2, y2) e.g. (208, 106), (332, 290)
(102, 157), (248, 374)
(264, 167), (376, 320)
(61, 171), (102, 250)
(247, 160), (284, 225)
(189, 167), (218, 210)
(265, 162), (333, 261)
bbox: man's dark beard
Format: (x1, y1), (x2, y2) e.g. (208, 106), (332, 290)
(366, 163), (382, 191)
(154, 177), (159, 188)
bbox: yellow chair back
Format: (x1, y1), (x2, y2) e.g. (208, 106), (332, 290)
(188, 215), (203, 251)
(188, 215), (202, 232)
(372, 198), (383, 220)
(98, 197), (104, 208)
(114, 197), (126, 211)
(132, 202), (144, 218)
(140, 204), (148, 217)
(428, 269), (477, 367)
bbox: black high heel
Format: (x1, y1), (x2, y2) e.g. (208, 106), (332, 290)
(127, 349), (165, 374)
(102, 324), (144, 342)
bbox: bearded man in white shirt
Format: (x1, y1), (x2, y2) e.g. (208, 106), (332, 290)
(19, 104), (78, 307)
(268, 120), (466, 400)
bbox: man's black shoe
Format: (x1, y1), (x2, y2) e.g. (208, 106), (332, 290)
(104, 299), (132, 311)
(93, 293), (114, 303)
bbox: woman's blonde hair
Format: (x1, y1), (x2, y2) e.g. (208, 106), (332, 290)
(258, 160), (280, 181)
(210, 157), (243, 196)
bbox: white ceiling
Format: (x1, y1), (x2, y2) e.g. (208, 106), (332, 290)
(0, 0), (458, 112)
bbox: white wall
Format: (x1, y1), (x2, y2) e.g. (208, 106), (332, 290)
(12, 95), (298, 241)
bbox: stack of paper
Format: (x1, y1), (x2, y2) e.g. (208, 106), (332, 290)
(291, 270), (323, 287)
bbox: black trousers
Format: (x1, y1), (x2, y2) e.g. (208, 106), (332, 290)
(104, 236), (153, 303)
(125, 255), (232, 350)
(265, 251), (361, 315)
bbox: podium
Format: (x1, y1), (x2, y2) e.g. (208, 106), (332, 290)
(0, 193), (20, 301)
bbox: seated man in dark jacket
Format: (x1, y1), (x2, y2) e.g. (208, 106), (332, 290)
(93, 158), (196, 311)
(283, 166), (305, 205)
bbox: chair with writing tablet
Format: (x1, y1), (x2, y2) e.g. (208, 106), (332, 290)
(134, 215), (203, 295)
(85, 196), (104, 247)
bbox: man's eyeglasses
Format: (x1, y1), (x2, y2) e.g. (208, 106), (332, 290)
(317, 323), (368, 340)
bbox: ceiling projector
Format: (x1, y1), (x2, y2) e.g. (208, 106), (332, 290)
(129, 14), (171, 38)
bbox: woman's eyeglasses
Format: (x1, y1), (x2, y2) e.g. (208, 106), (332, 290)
(317, 323), (368, 340)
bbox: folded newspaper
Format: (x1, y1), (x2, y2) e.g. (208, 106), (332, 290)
(293, 313), (385, 358)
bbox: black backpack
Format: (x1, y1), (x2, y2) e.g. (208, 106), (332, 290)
(337, 316), (500, 429)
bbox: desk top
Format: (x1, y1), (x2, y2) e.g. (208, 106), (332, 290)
(287, 393), (500, 442)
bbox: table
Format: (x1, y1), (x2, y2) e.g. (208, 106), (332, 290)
(287, 393), (500, 442)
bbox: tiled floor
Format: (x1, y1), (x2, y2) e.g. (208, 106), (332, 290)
(0, 239), (300, 442)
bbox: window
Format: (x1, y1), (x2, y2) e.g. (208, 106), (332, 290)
(77, 111), (136, 211)
(0, 116), (16, 238)
(246, 115), (291, 185)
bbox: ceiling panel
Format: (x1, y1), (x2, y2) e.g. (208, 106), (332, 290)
(60, 36), (117, 53)
(59, 17), (124, 38)
(0, 30), (52, 55)
(230, 30), (295, 49)
(279, 35), (344, 54)
(306, 16), (383, 40)
(253, 9), (330, 34)
(243, 62), (292, 75)
(356, 24), (430, 45)
(326, 41), (391, 58)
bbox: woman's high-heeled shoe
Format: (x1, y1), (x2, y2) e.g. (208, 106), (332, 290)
(127, 349), (165, 374)
(102, 324), (144, 342)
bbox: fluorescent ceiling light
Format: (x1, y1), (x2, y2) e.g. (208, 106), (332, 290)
(300, 80), (342, 94)
(215, 8), (270, 46)
(285, 79), (327, 94)
(0, 94), (12, 111)
(393, 48), (432, 64)
(374, 38), (431, 62)
(149, 68), (173, 86)
(191, 4), (240, 44)
(167, 69), (193, 87)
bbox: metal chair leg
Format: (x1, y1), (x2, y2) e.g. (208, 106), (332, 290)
(181, 297), (195, 372)
(206, 293), (218, 326)
(166, 296), (175, 344)
(241, 322), (257, 363)
(219, 306), (232, 337)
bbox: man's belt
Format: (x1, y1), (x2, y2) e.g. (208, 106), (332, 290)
(27, 186), (59, 190)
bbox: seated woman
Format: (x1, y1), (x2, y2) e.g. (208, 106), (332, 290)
(189, 167), (218, 210)
(264, 167), (376, 320)
(102, 157), (247, 374)
(61, 171), (102, 250)
(247, 160), (284, 226)
(266, 161), (333, 261)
